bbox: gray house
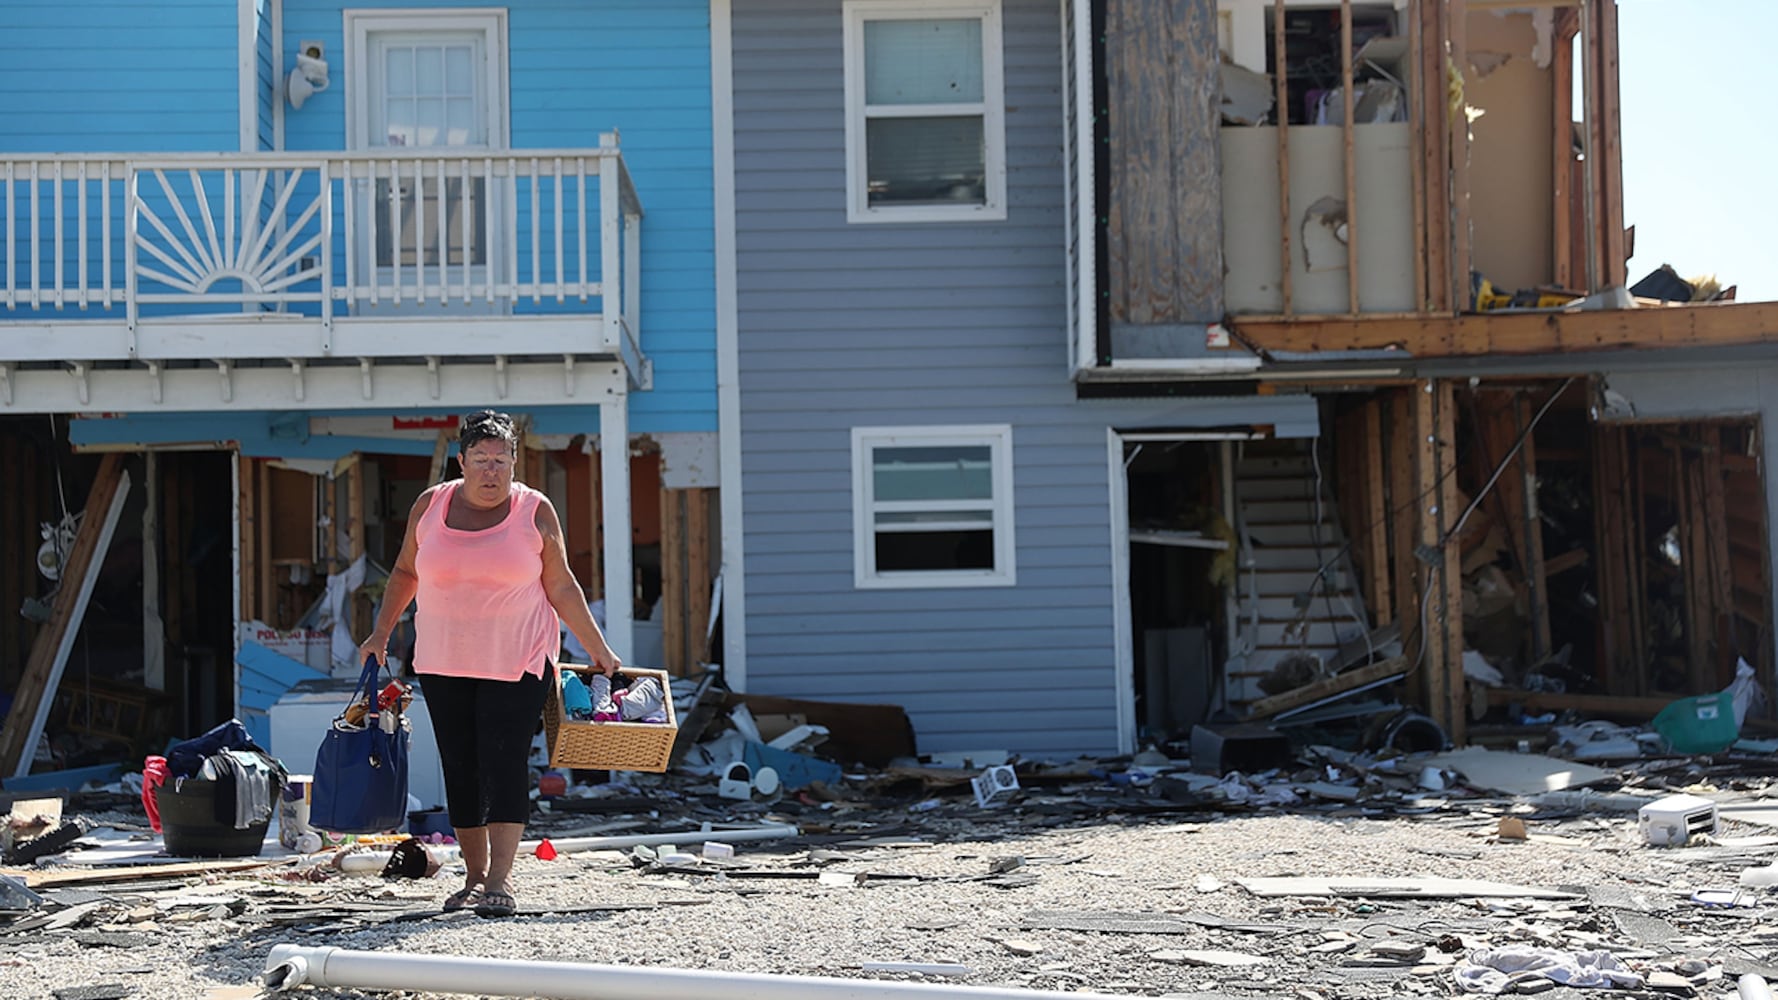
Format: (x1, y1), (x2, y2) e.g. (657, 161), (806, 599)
(718, 0), (1323, 756)
(715, 0), (1771, 757)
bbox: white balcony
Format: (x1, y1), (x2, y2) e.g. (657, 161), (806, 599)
(0, 139), (644, 412)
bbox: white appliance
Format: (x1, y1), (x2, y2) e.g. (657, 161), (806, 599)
(1638, 793), (1719, 847)
(268, 677), (447, 812)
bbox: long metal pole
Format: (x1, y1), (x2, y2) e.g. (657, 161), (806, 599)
(266, 945), (1139, 999)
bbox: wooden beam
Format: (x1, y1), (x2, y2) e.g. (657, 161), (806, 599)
(256, 458), (273, 626)
(1341, 0), (1359, 316)
(661, 487), (685, 675)
(1273, 0), (1294, 316)
(1390, 389), (1424, 706)
(1593, 0), (1626, 288)
(1417, 0), (1450, 311)
(1550, 13), (1575, 289)
(1232, 300), (1778, 358)
(427, 428), (451, 485)
(1448, 0), (1471, 311)
(1516, 394), (1551, 660)
(0, 454), (131, 778)
(1245, 655), (1409, 720)
(239, 455), (258, 626)
(687, 488), (714, 666)
(1362, 400), (1391, 625)
(1434, 380), (1465, 746)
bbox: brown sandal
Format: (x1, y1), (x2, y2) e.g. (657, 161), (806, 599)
(442, 886), (481, 912)
(474, 888), (516, 918)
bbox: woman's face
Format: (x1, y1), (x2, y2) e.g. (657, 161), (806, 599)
(461, 438), (516, 509)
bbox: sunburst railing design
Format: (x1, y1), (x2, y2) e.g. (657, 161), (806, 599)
(129, 165), (329, 308)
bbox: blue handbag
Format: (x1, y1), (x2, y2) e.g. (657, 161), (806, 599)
(308, 655), (411, 834)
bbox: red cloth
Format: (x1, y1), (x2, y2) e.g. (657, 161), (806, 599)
(142, 755), (169, 833)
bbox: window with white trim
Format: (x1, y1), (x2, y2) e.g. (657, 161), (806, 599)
(852, 425), (1016, 588)
(843, 0), (1006, 223)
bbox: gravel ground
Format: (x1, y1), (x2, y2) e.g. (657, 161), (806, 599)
(3, 777), (1777, 1000)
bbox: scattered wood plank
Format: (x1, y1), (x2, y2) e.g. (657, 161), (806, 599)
(1244, 656), (1408, 721)
(1, 859), (275, 889)
(0, 454), (131, 778)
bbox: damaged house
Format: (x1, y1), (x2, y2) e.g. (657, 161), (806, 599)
(720, 0), (1778, 755)
(0, 0), (722, 778)
(3, 0), (1774, 776)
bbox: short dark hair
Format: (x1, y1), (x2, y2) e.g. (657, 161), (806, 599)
(460, 410), (519, 453)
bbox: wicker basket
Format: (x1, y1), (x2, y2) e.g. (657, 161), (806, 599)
(543, 665), (679, 772)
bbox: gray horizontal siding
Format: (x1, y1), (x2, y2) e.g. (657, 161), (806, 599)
(733, 0), (1314, 756)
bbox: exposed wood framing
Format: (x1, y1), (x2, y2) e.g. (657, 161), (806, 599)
(427, 429), (451, 485)
(1586, 0), (1626, 288)
(1232, 300), (1778, 358)
(256, 459), (273, 625)
(1550, 8), (1578, 289)
(1334, 398), (1392, 626)
(1447, 0), (1470, 309)
(347, 457), (367, 638)
(662, 484), (683, 673)
(1469, 389), (1550, 661)
(1389, 388), (1423, 705)
(659, 487), (717, 676)
(1515, 394), (1551, 660)
(240, 457), (259, 625)
(1340, 0), (1359, 315)
(1592, 425), (1646, 694)
(1432, 380), (1465, 745)
(0, 454), (130, 777)
(1273, 0), (1293, 316)
(1415, 0), (1450, 311)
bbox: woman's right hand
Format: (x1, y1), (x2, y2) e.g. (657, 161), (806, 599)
(357, 633), (390, 666)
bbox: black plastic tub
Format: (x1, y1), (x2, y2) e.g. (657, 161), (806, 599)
(159, 778), (274, 858)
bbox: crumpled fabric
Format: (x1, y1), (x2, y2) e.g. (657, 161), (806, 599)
(1454, 947), (1644, 994)
(142, 756), (170, 833)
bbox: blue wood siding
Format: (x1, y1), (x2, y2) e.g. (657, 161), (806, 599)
(732, 0), (1315, 755)
(0, 1), (242, 153)
(279, 0), (717, 435)
(257, 0), (276, 150)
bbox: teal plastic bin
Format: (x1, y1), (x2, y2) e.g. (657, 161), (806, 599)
(1652, 691), (1738, 754)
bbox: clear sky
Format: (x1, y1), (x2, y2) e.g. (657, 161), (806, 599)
(1618, 1), (1773, 300)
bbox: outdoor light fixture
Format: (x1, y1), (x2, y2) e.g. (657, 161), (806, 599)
(287, 41), (330, 110)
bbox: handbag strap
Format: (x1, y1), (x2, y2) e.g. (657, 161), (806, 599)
(354, 654), (386, 706)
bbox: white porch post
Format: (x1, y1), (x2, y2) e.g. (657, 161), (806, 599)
(599, 397), (634, 662)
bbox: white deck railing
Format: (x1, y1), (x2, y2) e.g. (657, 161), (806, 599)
(0, 137), (641, 358)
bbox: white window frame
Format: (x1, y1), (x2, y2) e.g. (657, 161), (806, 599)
(842, 0), (1007, 224)
(852, 424), (1017, 589)
(344, 9), (510, 153)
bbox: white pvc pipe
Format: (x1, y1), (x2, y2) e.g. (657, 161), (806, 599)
(264, 946), (1132, 999)
(1742, 974), (1775, 1000)
(331, 824), (799, 873)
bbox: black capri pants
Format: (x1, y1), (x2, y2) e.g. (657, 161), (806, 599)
(417, 663), (552, 828)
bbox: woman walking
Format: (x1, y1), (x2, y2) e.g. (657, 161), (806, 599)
(360, 410), (620, 917)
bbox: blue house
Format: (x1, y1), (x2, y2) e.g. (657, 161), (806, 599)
(0, 0), (720, 761)
(717, 0), (1778, 757)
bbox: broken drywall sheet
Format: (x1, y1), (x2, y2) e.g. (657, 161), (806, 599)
(1220, 62), (1273, 126)
(1424, 747), (1613, 797)
(1237, 876), (1582, 899)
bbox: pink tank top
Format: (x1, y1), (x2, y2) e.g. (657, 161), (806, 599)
(412, 480), (559, 680)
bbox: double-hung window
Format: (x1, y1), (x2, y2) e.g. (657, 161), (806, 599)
(853, 425), (1016, 588)
(842, 0), (1006, 223)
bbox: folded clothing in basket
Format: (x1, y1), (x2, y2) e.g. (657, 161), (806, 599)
(615, 677), (666, 723)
